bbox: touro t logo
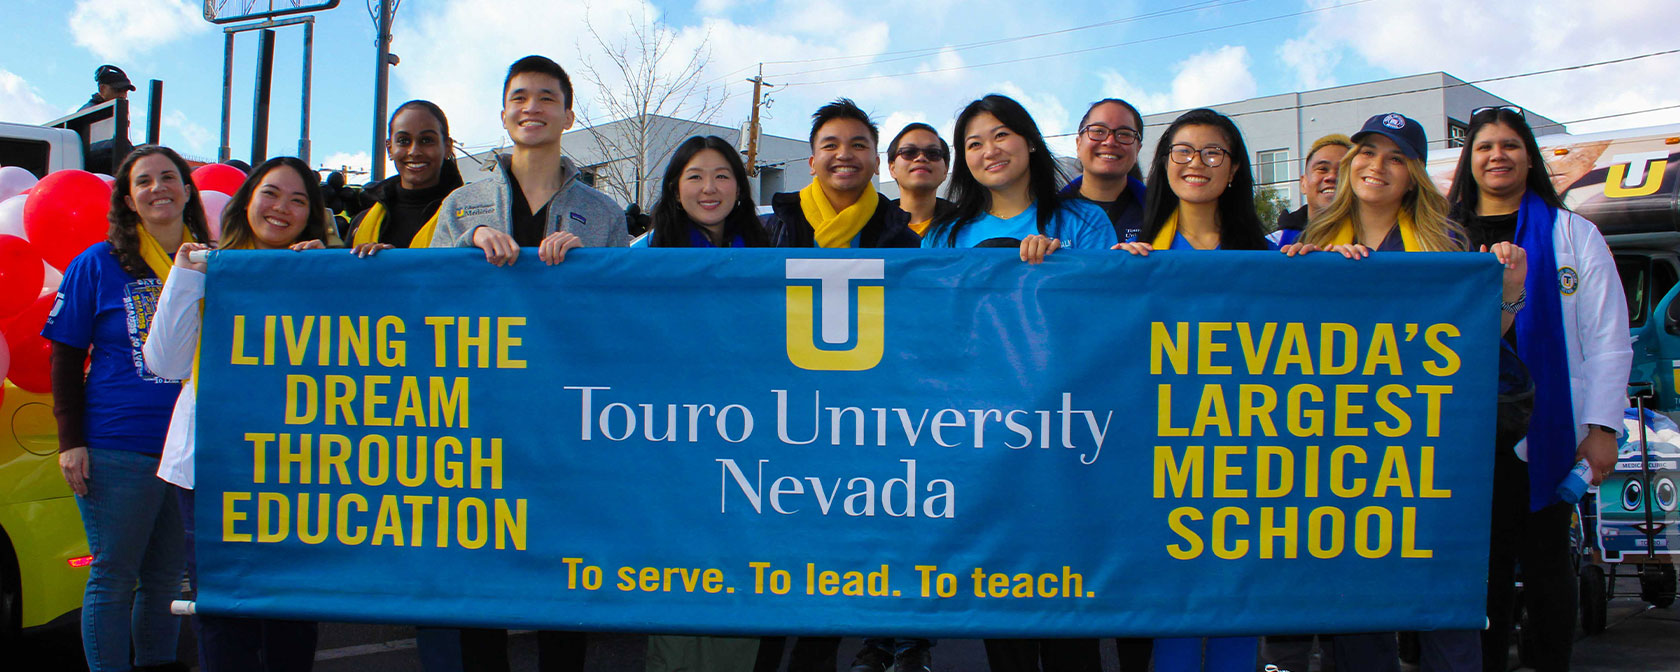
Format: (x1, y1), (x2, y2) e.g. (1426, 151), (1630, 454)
(785, 259), (886, 371)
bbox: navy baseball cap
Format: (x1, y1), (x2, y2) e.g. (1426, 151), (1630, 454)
(95, 65), (136, 91)
(1352, 113), (1427, 161)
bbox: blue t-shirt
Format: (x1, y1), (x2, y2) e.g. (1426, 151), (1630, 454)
(41, 242), (183, 454)
(1168, 232), (1283, 251)
(922, 199), (1118, 250)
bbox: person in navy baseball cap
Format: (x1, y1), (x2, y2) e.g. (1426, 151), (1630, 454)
(1351, 112), (1427, 160)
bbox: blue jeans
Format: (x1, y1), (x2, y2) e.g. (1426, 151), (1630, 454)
(178, 487), (318, 672)
(75, 448), (186, 672)
(1153, 636), (1258, 672)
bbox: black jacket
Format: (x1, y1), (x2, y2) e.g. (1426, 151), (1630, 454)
(347, 160), (465, 247)
(762, 191), (920, 248)
(1276, 204), (1309, 232)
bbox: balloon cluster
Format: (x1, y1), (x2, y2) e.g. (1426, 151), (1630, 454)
(0, 162), (247, 396)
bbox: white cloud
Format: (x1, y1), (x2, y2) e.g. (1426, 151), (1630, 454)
(1294, 0), (1680, 133)
(320, 152), (372, 180)
(0, 68), (64, 125)
(163, 110), (213, 156)
(1277, 36), (1339, 91)
(1096, 45), (1257, 117)
(70, 0), (209, 61)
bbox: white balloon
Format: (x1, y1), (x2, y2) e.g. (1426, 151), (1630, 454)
(94, 173), (116, 187)
(0, 195), (25, 240)
(40, 261), (61, 295)
(0, 166), (36, 203)
(0, 330), (11, 384)
(199, 191), (233, 241)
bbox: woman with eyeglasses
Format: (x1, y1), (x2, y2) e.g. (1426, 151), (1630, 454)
(1110, 107), (1270, 672)
(1063, 98), (1148, 243)
(923, 94), (1116, 263)
(1446, 107), (1629, 672)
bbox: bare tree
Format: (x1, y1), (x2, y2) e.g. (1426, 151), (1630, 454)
(573, 9), (729, 207)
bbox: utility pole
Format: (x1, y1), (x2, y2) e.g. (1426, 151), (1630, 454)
(370, 0), (393, 181)
(745, 64), (769, 177)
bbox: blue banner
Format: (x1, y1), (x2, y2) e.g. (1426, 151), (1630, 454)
(195, 248), (1500, 637)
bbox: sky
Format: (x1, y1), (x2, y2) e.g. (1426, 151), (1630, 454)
(3, 0), (1678, 182)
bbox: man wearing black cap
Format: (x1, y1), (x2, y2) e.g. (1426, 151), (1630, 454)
(81, 65), (137, 110)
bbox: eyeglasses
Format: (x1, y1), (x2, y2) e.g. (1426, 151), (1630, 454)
(1167, 144), (1229, 167)
(1471, 105), (1524, 119)
(892, 146), (948, 162)
(1080, 125), (1141, 146)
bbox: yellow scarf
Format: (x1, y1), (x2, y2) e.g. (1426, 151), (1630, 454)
(136, 224), (195, 282)
(186, 239), (255, 385)
(1150, 209), (1222, 250)
(1324, 211), (1423, 251)
(800, 181), (878, 249)
(351, 202), (441, 248)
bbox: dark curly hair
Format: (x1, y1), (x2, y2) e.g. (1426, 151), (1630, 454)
(107, 146), (214, 279)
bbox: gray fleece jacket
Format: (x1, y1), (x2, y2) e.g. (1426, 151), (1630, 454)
(429, 154), (629, 249)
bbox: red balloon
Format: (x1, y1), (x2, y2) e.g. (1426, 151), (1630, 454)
(22, 170), (111, 271)
(0, 236), (44, 320)
(5, 293), (56, 393)
(192, 164), (247, 197)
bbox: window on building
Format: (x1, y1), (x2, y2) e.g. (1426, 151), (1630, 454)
(1447, 120), (1469, 148)
(1256, 149), (1291, 186)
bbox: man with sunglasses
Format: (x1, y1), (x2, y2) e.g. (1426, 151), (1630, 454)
(885, 123), (954, 235)
(1063, 98), (1148, 242)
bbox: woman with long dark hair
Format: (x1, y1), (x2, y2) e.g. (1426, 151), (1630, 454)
(348, 100), (465, 253)
(145, 156), (328, 672)
(924, 94), (1116, 260)
(46, 145), (210, 672)
(640, 135), (768, 672)
(1446, 107), (1629, 672)
(646, 135), (768, 248)
(1115, 108), (1269, 255)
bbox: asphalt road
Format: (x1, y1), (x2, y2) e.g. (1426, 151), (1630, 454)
(13, 577), (1680, 671)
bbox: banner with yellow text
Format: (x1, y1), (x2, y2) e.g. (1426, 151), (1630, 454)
(194, 248), (1500, 637)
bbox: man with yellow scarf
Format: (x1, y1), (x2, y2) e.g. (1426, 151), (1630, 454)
(762, 99), (920, 249)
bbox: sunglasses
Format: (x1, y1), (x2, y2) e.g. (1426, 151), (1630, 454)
(1471, 105), (1524, 119)
(893, 146), (948, 162)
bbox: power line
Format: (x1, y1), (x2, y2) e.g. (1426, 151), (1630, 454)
(777, 0), (1373, 88)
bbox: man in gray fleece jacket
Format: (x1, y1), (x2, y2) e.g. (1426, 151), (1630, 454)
(430, 54), (628, 263)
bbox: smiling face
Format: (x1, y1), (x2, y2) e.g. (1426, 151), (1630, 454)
(388, 107), (447, 190)
(501, 72), (574, 148)
(809, 117), (879, 197)
(1165, 124), (1235, 205)
(246, 166), (313, 249)
(1300, 144), (1348, 214)
(123, 153), (189, 227)
(678, 148), (738, 228)
(963, 112), (1032, 192)
(1471, 122), (1531, 201)
(1076, 101), (1141, 181)
(1349, 134), (1413, 208)
(888, 128), (948, 192)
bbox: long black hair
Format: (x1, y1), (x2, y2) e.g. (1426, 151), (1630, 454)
(931, 94), (1067, 247)
(1138, 108), (1269, 251)
(218, 157), (329, 250)
(107, 145), (214, 279)
(648, 135), (768, 248)
(1445, 108), (1562, 221)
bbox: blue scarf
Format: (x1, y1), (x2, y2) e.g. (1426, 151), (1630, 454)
(1513, 191), (1574, 511)
(688, 226), (745, 248)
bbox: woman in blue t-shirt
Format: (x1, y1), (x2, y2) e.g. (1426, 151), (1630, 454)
(923, 94), (1116, 257)
(1113, 108), (1268, 672)
(45, 145), (212, 672)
